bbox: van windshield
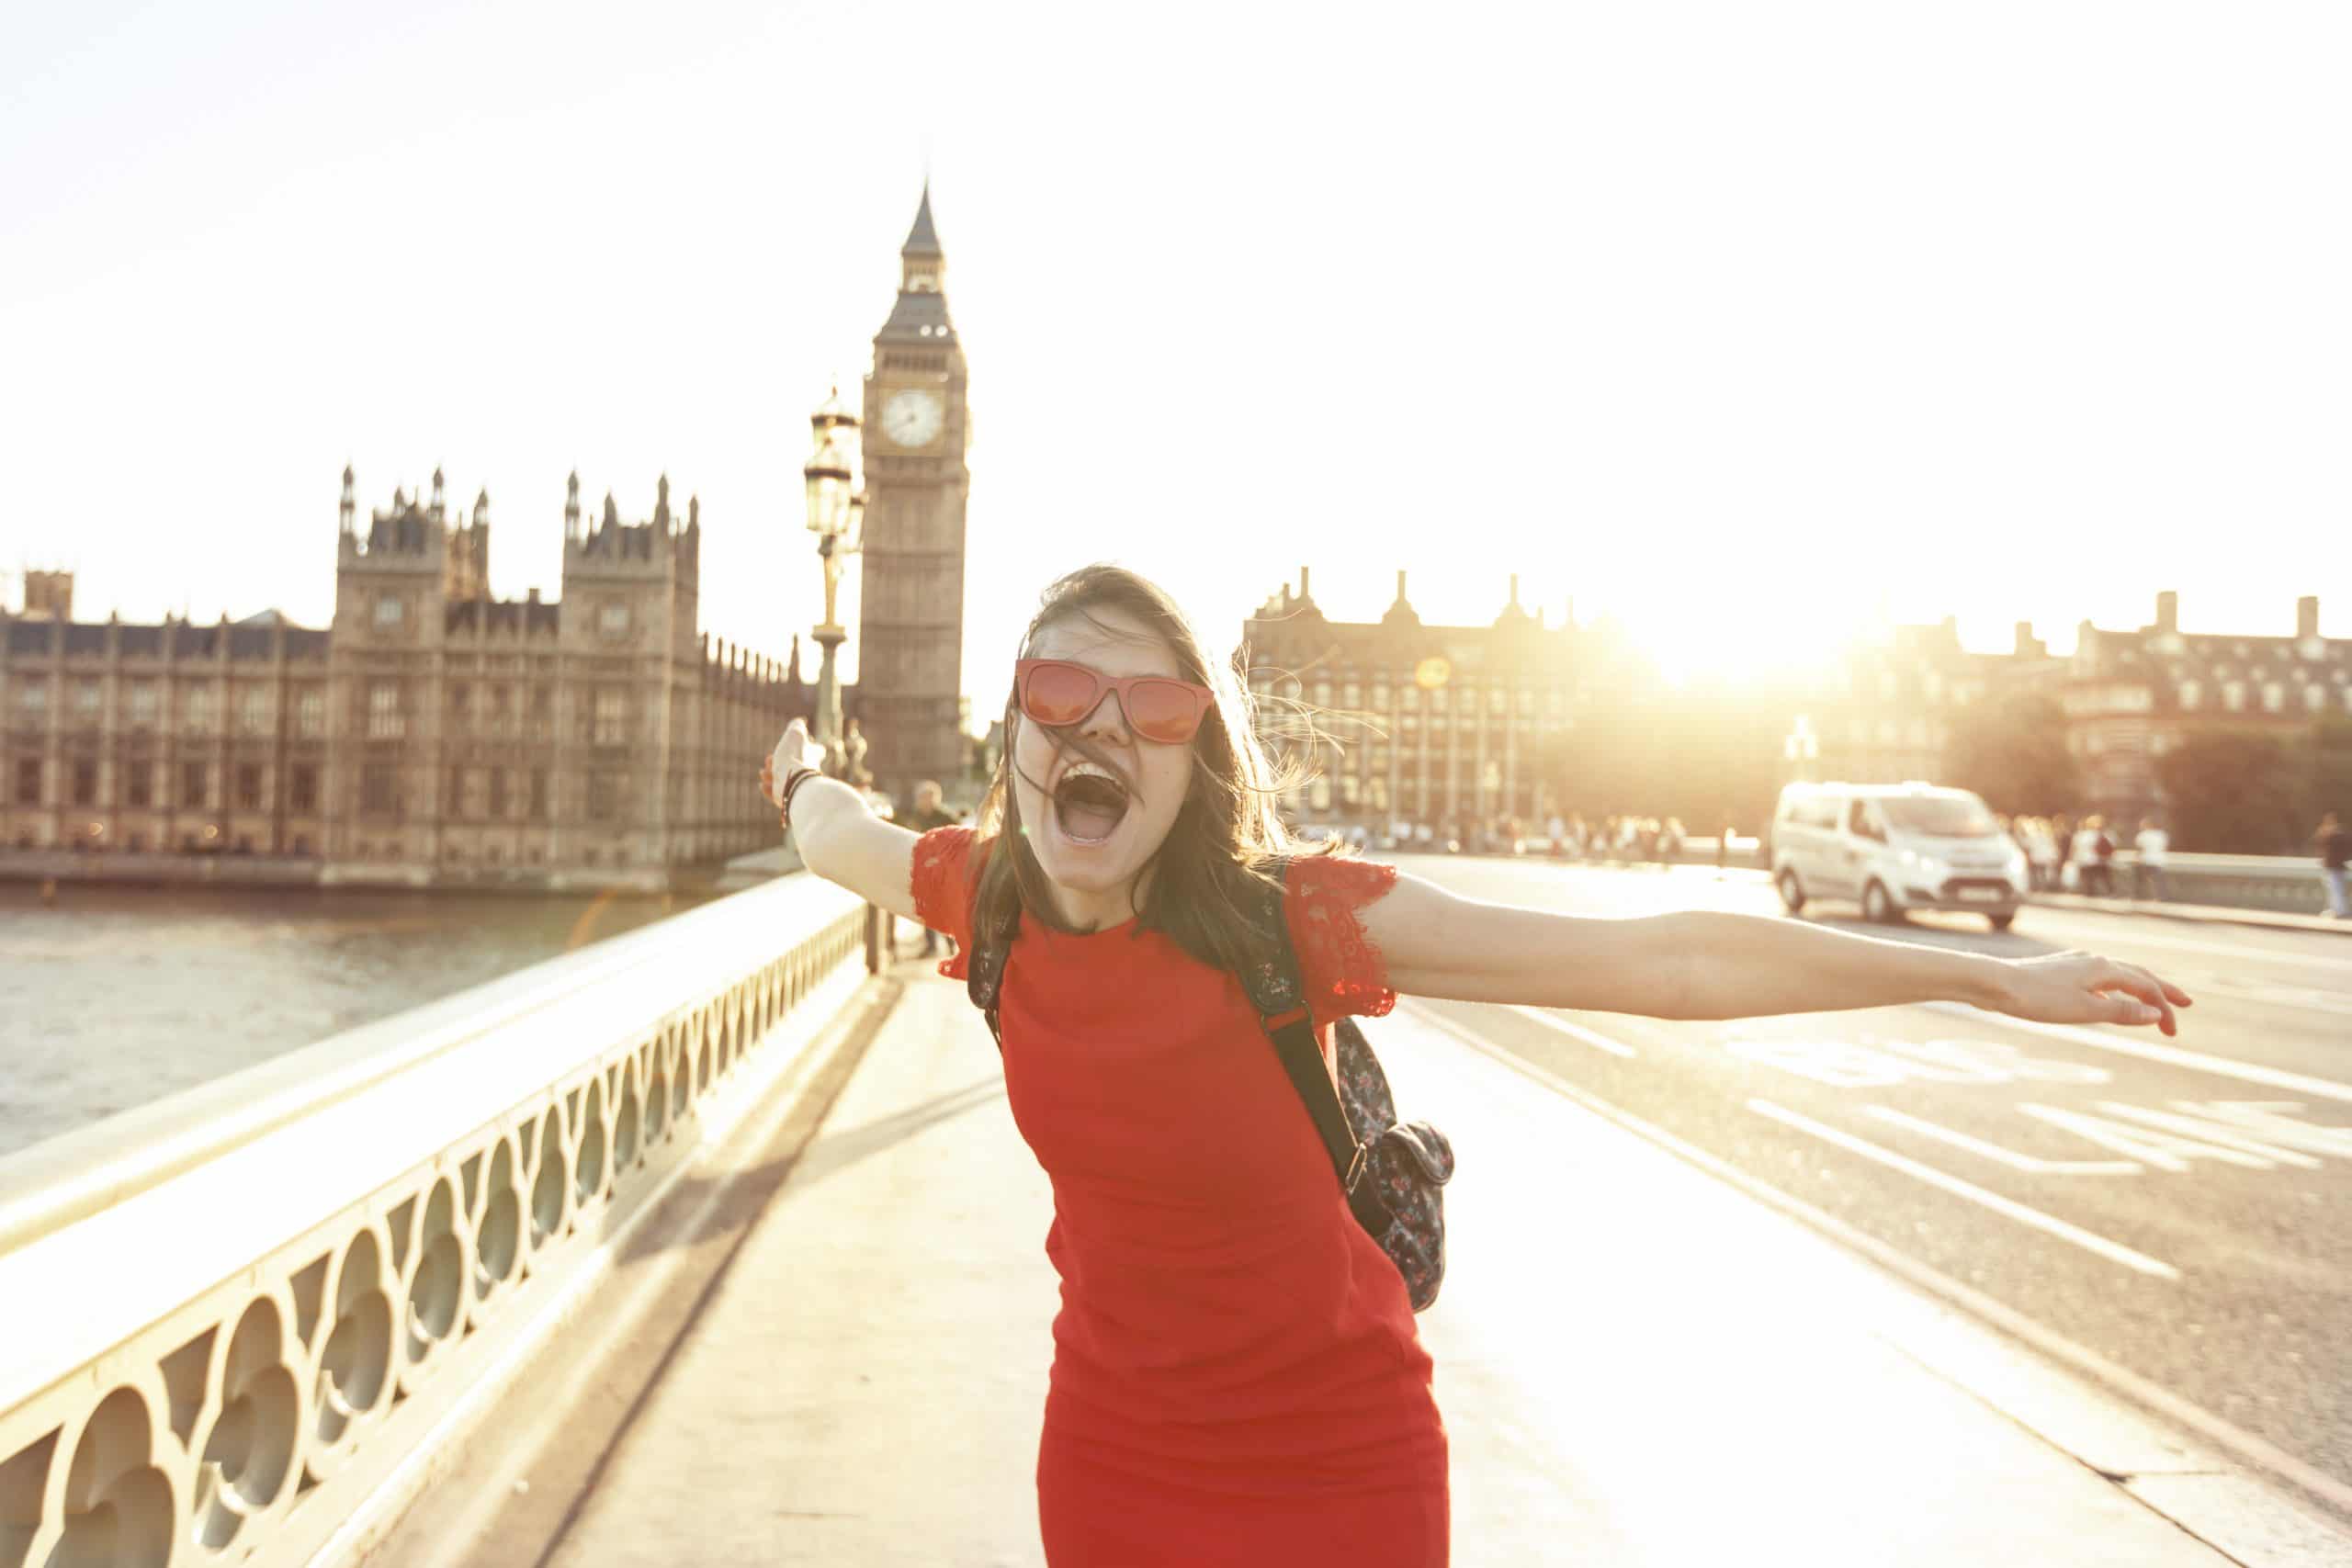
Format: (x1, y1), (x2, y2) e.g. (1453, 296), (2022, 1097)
(1881, 797), (1997, 838)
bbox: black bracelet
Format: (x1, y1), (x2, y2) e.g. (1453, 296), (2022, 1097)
(779, 767), (822, 830)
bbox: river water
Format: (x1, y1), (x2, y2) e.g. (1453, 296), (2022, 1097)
(0, 883), (707, 1159)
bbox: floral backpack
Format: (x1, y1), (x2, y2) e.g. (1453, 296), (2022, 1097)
(964, 858), (1456, 1311)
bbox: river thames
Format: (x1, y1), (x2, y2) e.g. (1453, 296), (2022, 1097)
(0, 882), (707, 1158)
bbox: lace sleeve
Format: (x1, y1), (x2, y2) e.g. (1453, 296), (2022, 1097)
(911, 826), (978, 979)
(1283, 854), (1400, 1026)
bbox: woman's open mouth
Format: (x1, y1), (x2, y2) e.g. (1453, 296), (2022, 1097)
(1051, 763), (1131, 846)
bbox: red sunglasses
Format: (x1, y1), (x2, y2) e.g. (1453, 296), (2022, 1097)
(1013, 659), (1215, 744)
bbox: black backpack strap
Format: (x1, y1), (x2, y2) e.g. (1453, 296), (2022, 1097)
(1240, 861), (1374, 1211)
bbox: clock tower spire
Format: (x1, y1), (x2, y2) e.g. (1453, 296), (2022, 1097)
(900, 180), (944, 294)
(857, 184), (972, 806)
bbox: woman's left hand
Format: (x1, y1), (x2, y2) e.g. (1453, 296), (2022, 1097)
(1995, 952), (2193, 1036)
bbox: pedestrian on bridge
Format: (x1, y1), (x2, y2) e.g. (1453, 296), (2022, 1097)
(906, 779), (962, 957)
(2133, 816), (2170, 902)
(2022, 815), (2062, 891)
(761, 563), (2191, 1568)
(2319, 810), (2351, 918)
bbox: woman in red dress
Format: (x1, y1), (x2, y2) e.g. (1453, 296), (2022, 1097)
(762, 566), (2190, 1567)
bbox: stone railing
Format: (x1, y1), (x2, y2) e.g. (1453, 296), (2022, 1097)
(1396, 836), (2338, 918)
(0, 873), (886, 1568)
(2085, 850), (2337, 916)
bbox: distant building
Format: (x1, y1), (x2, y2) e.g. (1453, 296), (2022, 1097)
(18, 570), (74, 621)
(1244, 574), (2346, 831)
(1241, 569), (1628, 828)
(2059, 591), (2349, 824)
(1787, 617), (2058, 789)
(0, 469), (838, 889)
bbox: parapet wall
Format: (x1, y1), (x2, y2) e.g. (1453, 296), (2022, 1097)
(0, 873), (880, 1568)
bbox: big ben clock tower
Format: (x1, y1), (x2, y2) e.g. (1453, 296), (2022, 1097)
(857, 184), (971, 805)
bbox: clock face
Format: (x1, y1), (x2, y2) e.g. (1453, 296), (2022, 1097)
(880, 388), (945, 448)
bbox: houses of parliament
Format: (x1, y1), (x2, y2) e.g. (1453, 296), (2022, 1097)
(0, 470), (812, 890)
(0, 190), (975, 891)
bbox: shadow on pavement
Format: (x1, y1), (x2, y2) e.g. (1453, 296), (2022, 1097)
(781, 1075), (1005, 1192)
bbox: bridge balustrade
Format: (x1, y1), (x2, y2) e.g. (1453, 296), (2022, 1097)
(0, 874), (879, 1568)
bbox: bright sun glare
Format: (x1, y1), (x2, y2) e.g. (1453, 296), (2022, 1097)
(1609, 588), (1868, 693)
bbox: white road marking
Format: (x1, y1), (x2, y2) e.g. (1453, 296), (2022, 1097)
(1398, 998), (2352, 1524)
(2016, 1104), (2290, 1172)
(1748, 1099), (2180, 1280)
(1860, 1106), (2143, 1175)
(2089, 1102), (2328, 1170)
(1504, 1005), (1638, 1057)
(1919, 1000), (2352, 1104)
(2168, 1099), (2352, 1155)
(1997, 920), (2352, 975)
(2147, 975), (2352, 1020)
(1727, 1036), (2114, 1089)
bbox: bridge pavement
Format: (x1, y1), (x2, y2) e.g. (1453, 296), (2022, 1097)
(374, 951), (2279, 1566)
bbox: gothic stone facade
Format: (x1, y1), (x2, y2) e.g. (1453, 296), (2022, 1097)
(0, 470), (831, 889)
(855, 186), (972, 807)
(2, 608), (335, 863)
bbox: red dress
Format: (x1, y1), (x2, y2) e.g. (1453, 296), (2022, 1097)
(912, 827), (1449, 1566)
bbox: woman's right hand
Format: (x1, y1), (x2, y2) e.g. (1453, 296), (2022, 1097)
(761, 718), (826, 807)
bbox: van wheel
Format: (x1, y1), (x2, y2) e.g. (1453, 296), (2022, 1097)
(1987, 912), (2016, 932)
(1863, 880), (1899, 924)
(1776, 868), (1806, 914)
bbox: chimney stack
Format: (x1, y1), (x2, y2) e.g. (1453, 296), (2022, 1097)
(2156, 591), (2178, 635)
(1298, 567), (1310, 600)
(2013, 620), (2041, 658)
(2299, 595), (2320, 640)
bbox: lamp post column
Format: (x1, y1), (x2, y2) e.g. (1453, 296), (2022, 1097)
(803, 388), (863, 780)
(813, 564), (846, 775)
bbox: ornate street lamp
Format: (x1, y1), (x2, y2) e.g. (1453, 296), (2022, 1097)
(803, 387), (865, 775)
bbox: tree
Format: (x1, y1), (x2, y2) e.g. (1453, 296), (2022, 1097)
(1547, 705), (1667, 818)
(2154, 730), (2303, 853)
(1944, 694), (2078, 816)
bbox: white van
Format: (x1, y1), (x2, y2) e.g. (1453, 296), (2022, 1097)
(1770, 782), (2027, 931)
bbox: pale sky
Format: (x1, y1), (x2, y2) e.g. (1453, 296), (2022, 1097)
(4, 1), (2346, 712)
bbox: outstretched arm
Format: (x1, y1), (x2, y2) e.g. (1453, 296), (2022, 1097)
(759, 720), (923, 921)
(1361, 869), (2190, 1034)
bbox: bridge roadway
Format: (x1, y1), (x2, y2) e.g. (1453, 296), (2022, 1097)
(369, 866), (2352, 1566)
(1406, 856), (2352, 1514)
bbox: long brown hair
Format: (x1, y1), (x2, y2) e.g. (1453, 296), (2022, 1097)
(967, 564), (1329, 978)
